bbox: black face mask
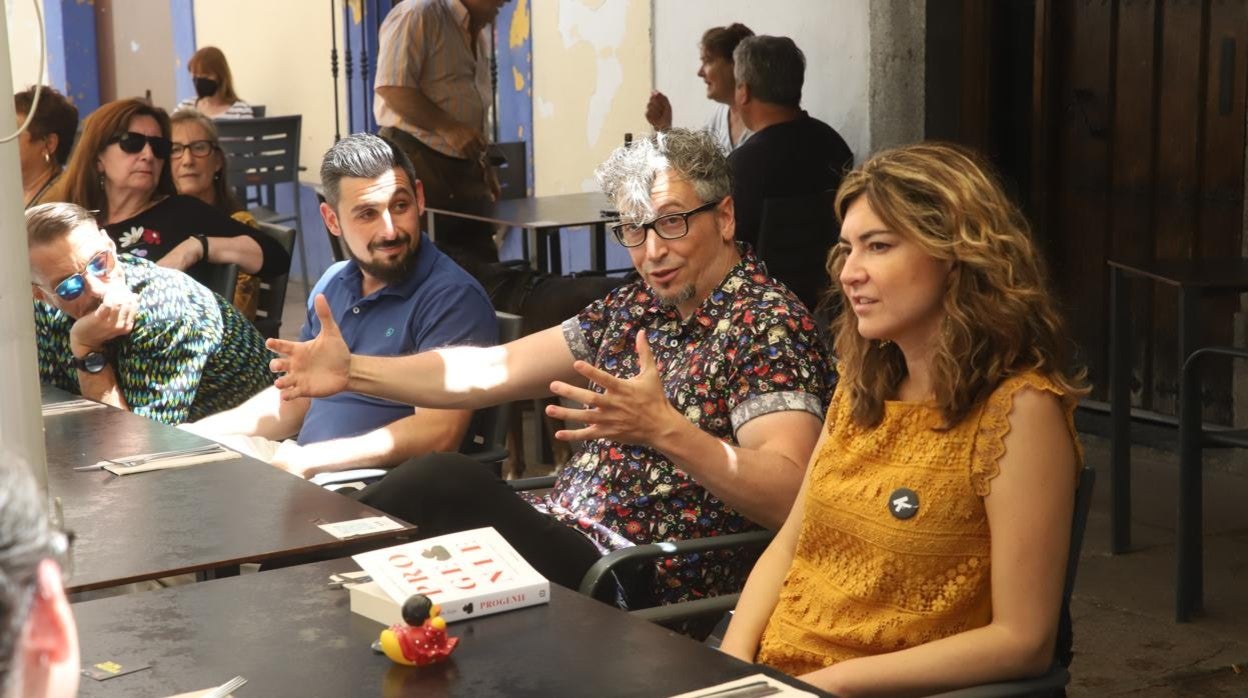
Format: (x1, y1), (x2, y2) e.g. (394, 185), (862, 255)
(194, 77), (220, 99)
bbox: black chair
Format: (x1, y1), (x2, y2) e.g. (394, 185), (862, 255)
(312, 311), (523, 490)
(1175, 346), (1248, 621)
(186, 262), (239, 301)
(216, 115), (309, 291)
(249, 104), (266, 118)
(757, 190), (839, 315)
(252, 221), (296, 339)
(492, 141), (527, 201)
(507, 473), (775, 621)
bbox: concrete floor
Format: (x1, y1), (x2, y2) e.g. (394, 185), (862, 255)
(279, 281), (1248, 696)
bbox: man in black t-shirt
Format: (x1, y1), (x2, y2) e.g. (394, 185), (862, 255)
(728, 36), (854, 248)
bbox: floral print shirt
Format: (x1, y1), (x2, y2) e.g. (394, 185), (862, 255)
(522, 249), (834, 604)
(34, 255), (273, 425)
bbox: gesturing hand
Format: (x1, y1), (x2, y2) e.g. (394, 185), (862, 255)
(266, 294), (351, 401)
(546, 331), (680, 448)
(645, 90), (673, 131)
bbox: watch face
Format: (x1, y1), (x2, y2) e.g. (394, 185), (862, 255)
(82, 352), (108, 374)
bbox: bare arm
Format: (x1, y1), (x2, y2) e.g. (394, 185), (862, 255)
(158, 235), (264, 275)
(545, 331), (822, 528)
(273, 407), (472, 478)
(268, 294), (582, 409)
(67, 287), (138, 411)
(799, 388), (1077, 697)
(190, 386), (308, 441)
(719, 422), (831, 660)
(375, 86), (486, 159)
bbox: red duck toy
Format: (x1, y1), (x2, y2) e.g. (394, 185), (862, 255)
(378, 594), (459, 666)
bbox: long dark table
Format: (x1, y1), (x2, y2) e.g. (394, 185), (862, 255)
(427, 191), (616, 275)
(41, 386), (415, 592)
(73, 559), (823, 697)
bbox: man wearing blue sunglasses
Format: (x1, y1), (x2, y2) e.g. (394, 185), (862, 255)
(26, 202), (273, 425)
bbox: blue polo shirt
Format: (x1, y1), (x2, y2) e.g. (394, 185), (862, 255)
(296, 235), (496, 445)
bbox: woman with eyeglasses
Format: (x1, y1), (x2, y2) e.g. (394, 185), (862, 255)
(174, 46), (254, 120)
(15, 85), (78, 209)
(47, 98), (289, 280)
(169, 109), (262, 318)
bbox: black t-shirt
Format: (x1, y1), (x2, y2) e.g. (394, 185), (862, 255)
(104, 195), (291, 278)
(728, 114), (854, 247)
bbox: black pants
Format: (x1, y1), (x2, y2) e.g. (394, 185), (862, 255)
(356, 453), (602, 591)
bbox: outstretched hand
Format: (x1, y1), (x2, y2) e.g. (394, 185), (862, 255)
(266, 294), (351, 401)
(546, 331), (680, 448)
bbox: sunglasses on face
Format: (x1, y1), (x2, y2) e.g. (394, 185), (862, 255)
(170, 140), (217, 159)
(107, 131), (173, 159)
(43, 249), (115, 301)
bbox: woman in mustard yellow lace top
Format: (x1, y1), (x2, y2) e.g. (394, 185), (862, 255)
(720, 143), (1087, 696)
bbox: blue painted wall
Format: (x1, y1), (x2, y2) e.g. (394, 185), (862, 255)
(169, 0), (197, 105)
(46, 0), (100, 114)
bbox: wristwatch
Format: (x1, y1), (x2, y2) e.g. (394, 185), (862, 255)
(72, 351), (110, 374)
(193, 234), (210, 260)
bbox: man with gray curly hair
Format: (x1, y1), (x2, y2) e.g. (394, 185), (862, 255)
(266, 128), (833, 607)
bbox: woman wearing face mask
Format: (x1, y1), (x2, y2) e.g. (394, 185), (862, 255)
(15, 85), (78, 208)
(47, 98), (288, 280)
(174, 46), (254, 120)
(169, 108), (262, 318)
(644, 24), (754, 154)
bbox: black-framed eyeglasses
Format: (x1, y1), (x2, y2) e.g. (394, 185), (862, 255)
(610, 199), (722, 248)
(107, 131), (173, 159)
(170, 140), (217, 159)
(38, 249), (115, 301)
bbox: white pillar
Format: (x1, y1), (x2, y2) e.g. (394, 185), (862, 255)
(0, 6), (50, 493)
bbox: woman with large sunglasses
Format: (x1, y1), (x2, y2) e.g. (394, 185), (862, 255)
(169, 108), (262, 318)
(47, 98), (289, 280)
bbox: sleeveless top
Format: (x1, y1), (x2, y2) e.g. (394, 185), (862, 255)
(755, 372), (1081, 675)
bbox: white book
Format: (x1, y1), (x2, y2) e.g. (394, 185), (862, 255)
(350, 527), (550, 624)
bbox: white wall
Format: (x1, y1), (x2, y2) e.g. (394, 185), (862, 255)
(652, 0), (870, 163)
(5, 0), (45, 93)
(193, 0), (344, 178)
(531, 0), (652, 196)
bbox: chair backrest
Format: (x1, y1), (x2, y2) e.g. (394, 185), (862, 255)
(216, 115), (302, 211)
(250, 104), (266, 118)
(492, 141), (528, 201)
(187, 262), (239, 301)
(314, 189), (348, 263)
(1056, 466), (1096, 668)
(757, 190), (838, 313)
(457, 311), (523, 468)
(252, 221), (297, 339)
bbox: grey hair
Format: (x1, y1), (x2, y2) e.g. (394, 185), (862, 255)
(734, 35), (805, 108)
(594, 128), (732, 222)
(25, 202), (97, 248)
(0, 465), (59, 695)
(320, 133), (418, 209)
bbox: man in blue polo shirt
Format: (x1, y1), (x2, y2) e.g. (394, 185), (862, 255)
(191, 133), (496, 479)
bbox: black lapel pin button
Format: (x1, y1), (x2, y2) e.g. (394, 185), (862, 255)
(888, 487), (919, 520)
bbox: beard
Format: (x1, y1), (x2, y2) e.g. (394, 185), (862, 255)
(345, 234), (418, 286)
(654, 283), (696, 309)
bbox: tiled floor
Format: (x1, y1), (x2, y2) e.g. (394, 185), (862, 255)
(278, 280), (1248, 696)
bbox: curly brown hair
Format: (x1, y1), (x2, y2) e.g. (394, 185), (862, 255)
(827, 142), (1087, 428)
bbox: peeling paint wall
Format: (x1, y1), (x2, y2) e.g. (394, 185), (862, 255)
(531, 0), (651, 196)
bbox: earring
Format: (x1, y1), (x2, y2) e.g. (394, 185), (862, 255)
(98, 173), (105, 189)
(876, 339), (893, 350)
(213, 172), (221, 181)
(43, 151), (52, 164)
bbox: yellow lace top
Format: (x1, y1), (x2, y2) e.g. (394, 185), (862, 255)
(755, 371), (1080, 676)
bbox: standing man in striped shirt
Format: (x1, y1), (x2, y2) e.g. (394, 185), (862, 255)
(374, 0), (509, 270)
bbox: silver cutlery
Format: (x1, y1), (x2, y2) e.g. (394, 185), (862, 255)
(73, 444), (229, 471)
(203, 675), (247, 698)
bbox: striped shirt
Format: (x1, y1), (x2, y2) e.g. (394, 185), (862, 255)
(175, 97), (254, 119)
(374, 0), (490, 158)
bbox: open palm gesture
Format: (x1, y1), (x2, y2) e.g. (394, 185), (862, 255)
(266, 294), (351, 401)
